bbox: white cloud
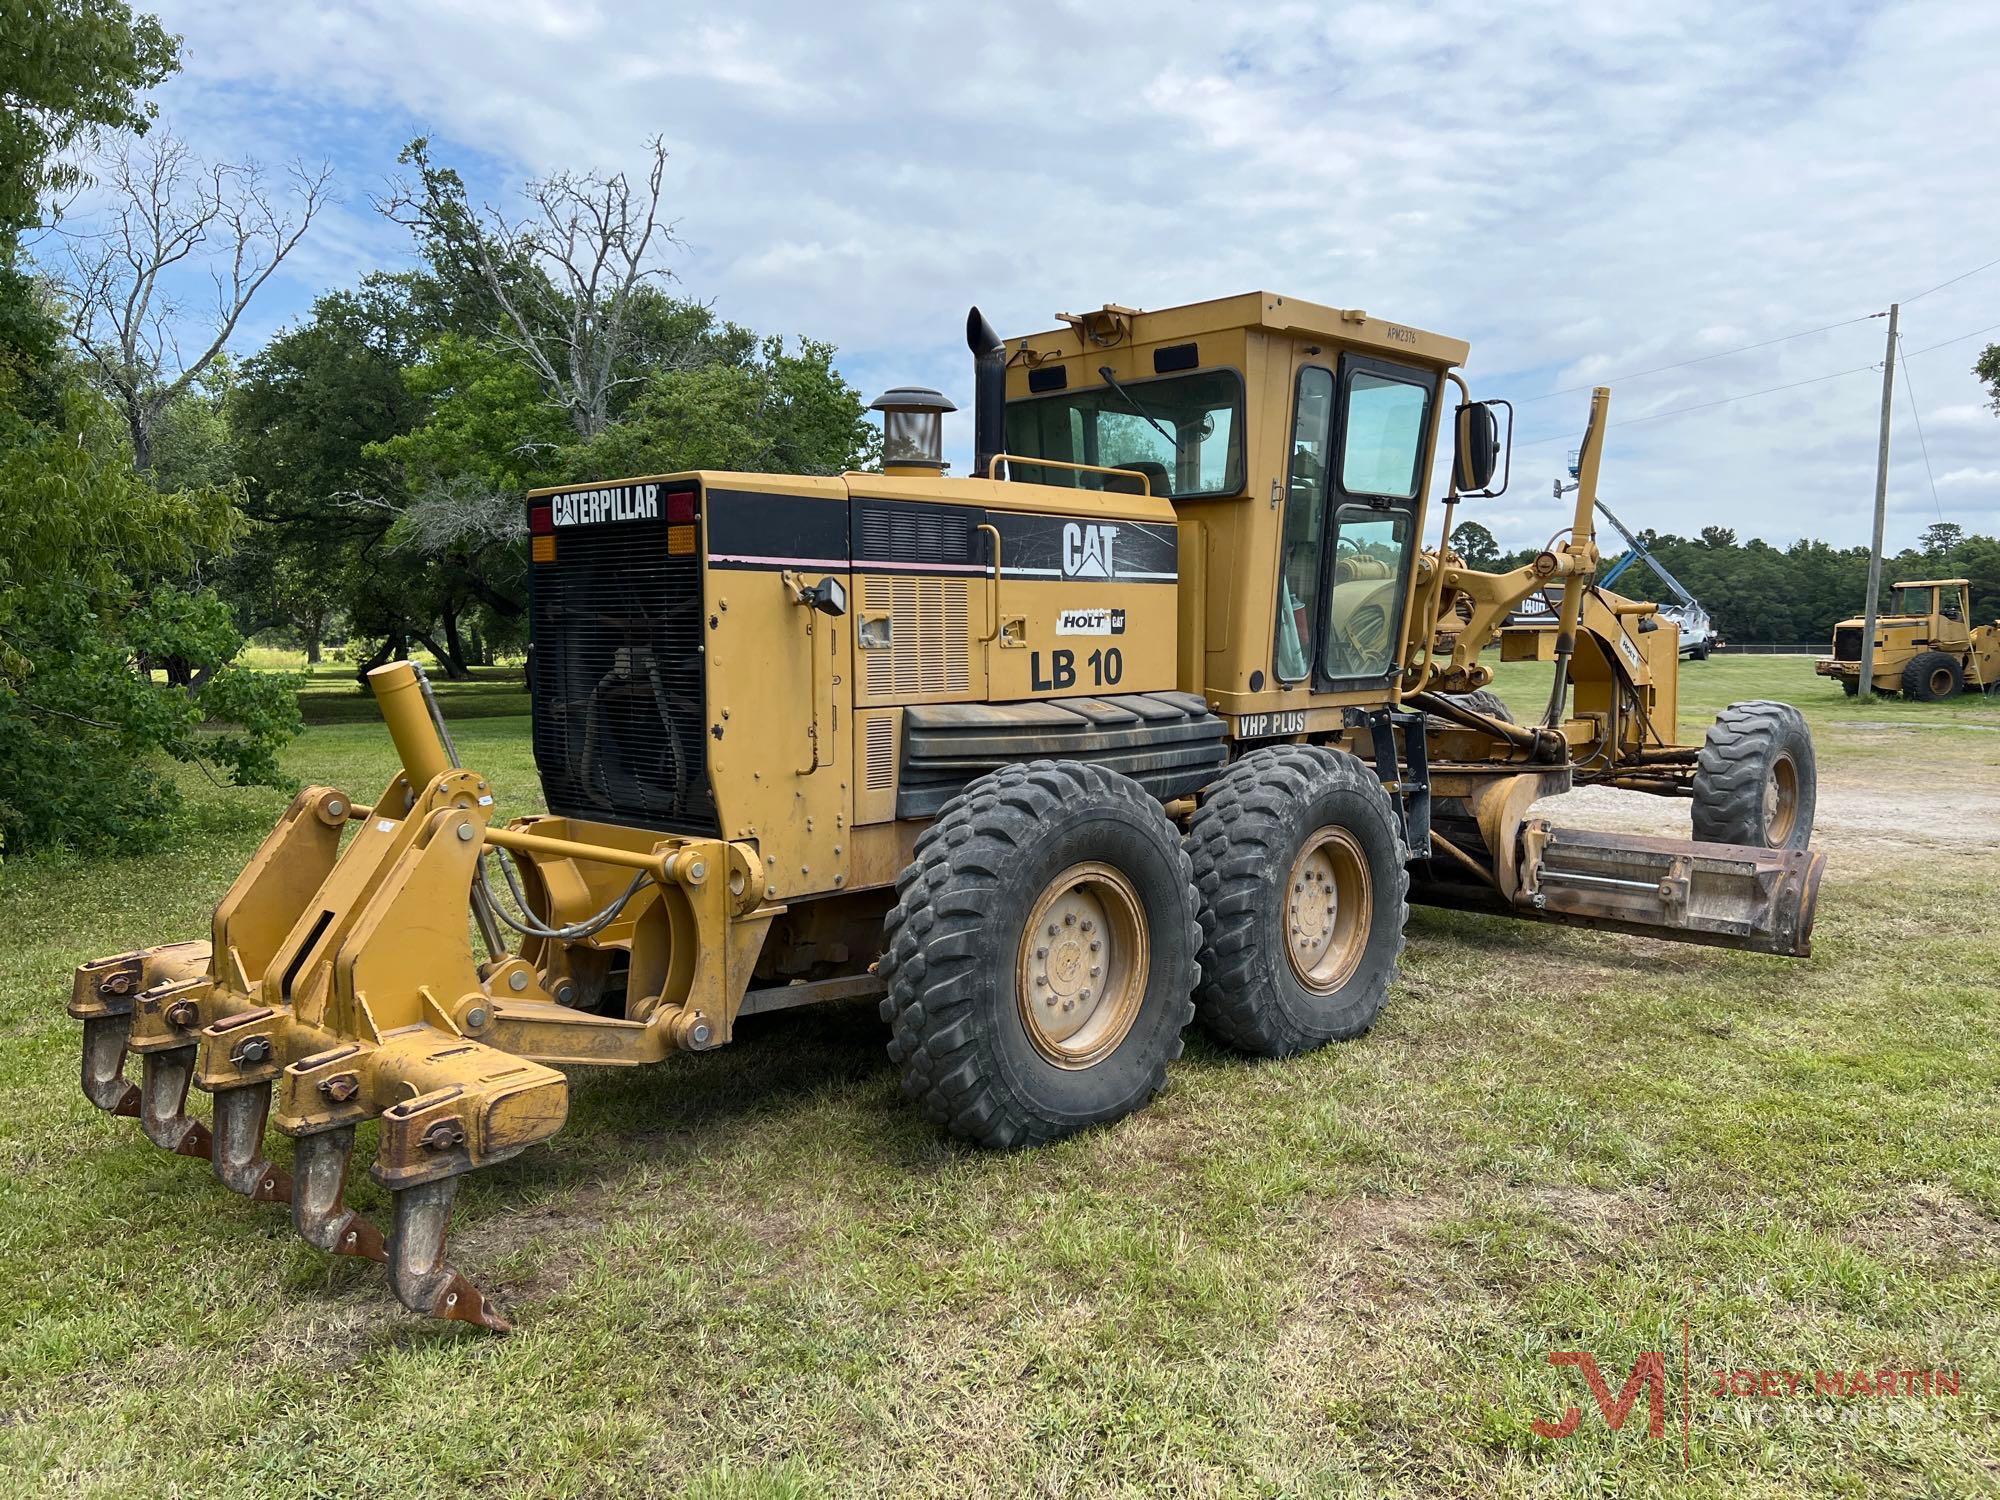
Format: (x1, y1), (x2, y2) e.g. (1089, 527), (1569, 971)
(135, 0), (2000, 551)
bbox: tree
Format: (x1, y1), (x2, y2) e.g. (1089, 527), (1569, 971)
(1920, 521), (1964, 563)
(379, 136), (676, 439)
(0, 381), (299, 853)
(1976, 342), (2000, 414)
(1, 2), (297, 856)
(1449, 520), (1501, 569)
(50, 127), (331, 468)
(0, 0), (177, 233)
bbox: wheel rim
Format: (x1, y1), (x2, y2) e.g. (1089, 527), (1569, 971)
(1284, 827), (1373, 994)
(1763, 753), (1799, 844)
(1016, 862), (1149, 1070)
(1932, 667), (1954, 697)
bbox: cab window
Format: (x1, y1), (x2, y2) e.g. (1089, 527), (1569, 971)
(1323, 507), (1414, 680)
(1004, 369), (1244, 498)
(1275, 367), (1335, 681)
(1939, 584), (1964, 621)
(1341, 369), (1430, 499)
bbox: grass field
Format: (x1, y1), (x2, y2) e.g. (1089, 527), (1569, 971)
(0, 657), (1994, 1497)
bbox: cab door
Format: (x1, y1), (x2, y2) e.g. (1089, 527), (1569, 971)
(1306, 355), (1438, 696)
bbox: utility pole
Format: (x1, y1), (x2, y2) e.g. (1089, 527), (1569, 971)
(1858, 302), (1899, 700)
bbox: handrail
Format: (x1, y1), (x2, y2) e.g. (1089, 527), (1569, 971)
(975, 523), (1003, 643)
(986, 452), (1153, 494)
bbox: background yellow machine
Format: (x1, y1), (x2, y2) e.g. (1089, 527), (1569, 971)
(70, 292), (1825, 1330)
(1816, 577), (2000, 698)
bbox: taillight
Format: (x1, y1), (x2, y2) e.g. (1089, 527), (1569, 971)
(666, 490), (697, 524)
(528, 502), (554, 535)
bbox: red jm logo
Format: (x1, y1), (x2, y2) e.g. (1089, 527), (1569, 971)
(1532, 1351), (1669, 1441)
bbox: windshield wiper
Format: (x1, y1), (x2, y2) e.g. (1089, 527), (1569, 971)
(1097, 365), (1177, 446)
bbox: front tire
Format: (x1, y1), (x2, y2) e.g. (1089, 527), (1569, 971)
(1691, 701), (1816, 851)
(879, 761), (1199, 1148)
(1902, 650), (1963, 702)
(1187, 746), (1409, 1057)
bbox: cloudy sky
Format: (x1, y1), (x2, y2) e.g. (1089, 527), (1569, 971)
(129, 0), (1998, 552)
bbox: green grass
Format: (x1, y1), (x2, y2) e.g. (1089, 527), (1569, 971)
(0, 659), (1995, 1497)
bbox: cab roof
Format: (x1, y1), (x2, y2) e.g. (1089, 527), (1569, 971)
(1009, 291), (1470, 369)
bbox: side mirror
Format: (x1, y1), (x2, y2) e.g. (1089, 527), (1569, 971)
(803, 576), (847, 617)
(1453, 398), (1512, 498)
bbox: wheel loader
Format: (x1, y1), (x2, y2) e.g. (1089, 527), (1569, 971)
(69, 292), (1826, 1331)
(1815, 578), (2000, 698)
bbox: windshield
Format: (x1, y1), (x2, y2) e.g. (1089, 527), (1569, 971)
(1004, 369), (1244, 499)
(1895, 587), (1935, 615)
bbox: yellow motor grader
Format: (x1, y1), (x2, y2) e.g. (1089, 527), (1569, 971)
(70, 292), (1825, 1330)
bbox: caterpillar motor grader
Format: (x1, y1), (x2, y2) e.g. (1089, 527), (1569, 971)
(69, 292), (1824, 1331)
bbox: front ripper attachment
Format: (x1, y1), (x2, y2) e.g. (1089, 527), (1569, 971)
(67, 661), (578, 1332)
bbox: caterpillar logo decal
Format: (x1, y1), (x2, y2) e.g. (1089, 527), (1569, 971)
(1062, 522), (1119, 578)
(994, 512), (1178, 583)
(552, 482), (660, 527)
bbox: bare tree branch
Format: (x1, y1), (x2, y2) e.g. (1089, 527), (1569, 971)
(48, 128), (333, 470)
(377, 136), (677, 438)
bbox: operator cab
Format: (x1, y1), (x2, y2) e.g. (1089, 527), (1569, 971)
(993, 293), (1496, 720)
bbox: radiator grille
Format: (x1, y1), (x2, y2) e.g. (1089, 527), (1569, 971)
(530, 496), (718, 833)
(862, 576), (970, 699)
(1833, 625), (1862, 662)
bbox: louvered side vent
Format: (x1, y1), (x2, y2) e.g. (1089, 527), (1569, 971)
(864, 715), (896, 790)
(858, 504), (974, 563)
(861, 576), (970, 701)
(530, 493), (718, 834)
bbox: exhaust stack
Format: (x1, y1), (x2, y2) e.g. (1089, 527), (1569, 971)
(966, 306), (1006, 481)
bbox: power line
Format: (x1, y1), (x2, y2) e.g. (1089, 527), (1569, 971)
(1513, 316), (2000, 448)
(1904, 254), (2000, 306)
(1517, 312), (1882, 404)
(1516, 362), (1883, 447)
(1902, 320), (2000, 359)
(1894, 332), (1944, 525)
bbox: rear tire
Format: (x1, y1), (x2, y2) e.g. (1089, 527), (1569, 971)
(1187, 746), (1408, 1057)
(1691, 701), (1816, 851)
(1841, 677), (1860, 697)
(1901, 650), (1963, 702)
(880, 761), (1199, 1148)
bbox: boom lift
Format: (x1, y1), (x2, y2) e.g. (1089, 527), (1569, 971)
(69, 292), (1825, 1330)
(1581, 488), (1721, 659)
